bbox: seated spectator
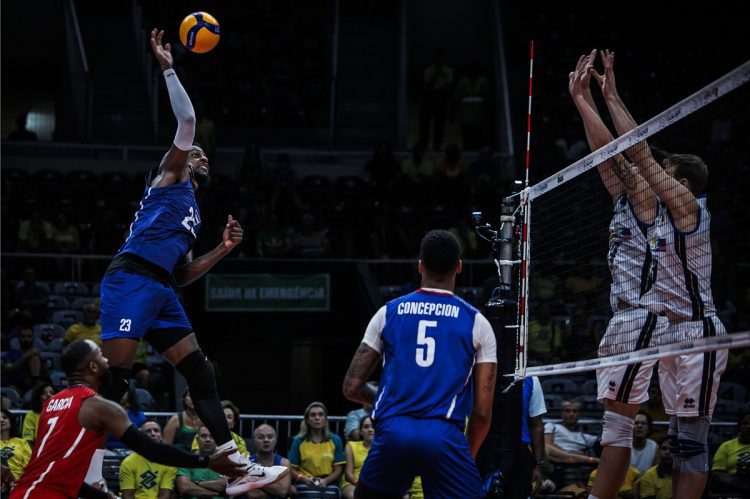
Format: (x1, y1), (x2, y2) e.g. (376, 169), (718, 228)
(289, 401), (344, 498)
(527, 302), (563, 365)
(192, 400), (247, 456)
(51, 213), (80, 253)
(163, 389), (202, 452)
(641, 381), (667, 442)
(289, 213), (330, 258)
(341, 416), (374, 499)
(247, 424), (292, 499)
(400, 142), (434, 195)
(20, 383), (54, 444)
(0, 408), (32, 491)
(107, 386), (147, 451)
(631, 412), (658, 475)
(454, 61), (490, 150)
(119, 420), (177, 499)
(588, 465), (640, 498)
(711, 411), (750, 496)
(2, 325), (49, 394)
(18, 211), (54, 252)
(175, 426), (228, 498)
(14, 268), (48, 323)
(544, 399), (599, 490)
(343, 382), (377, 441)
(63, 302), (101, 346)
(434, 143), (469, 202)
(634, 437), (672, 499)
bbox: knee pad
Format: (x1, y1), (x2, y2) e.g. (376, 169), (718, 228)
(674, 416), (710, 473)
(600, 411), (634, 448)
(101, 366), (132, 402)
(175, 350), (217, 401)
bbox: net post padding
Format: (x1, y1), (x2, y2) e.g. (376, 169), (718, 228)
(518, 331), (750, 378)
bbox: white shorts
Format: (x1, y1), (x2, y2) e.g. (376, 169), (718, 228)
(659, 316), (728, 417)
(597, 308), (668, 404)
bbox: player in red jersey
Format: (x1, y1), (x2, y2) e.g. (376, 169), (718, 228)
(10, 340), (245, 499)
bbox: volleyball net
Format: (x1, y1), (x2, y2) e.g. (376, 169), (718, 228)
(516, 60), (750, 378)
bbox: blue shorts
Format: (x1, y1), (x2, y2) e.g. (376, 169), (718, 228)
(358, 415), (483, 499)
(100, 269), (192, 341)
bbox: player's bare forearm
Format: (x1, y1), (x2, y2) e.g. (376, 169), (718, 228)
(529, 415), (546, 464)
(342, 343), (380, 405)
(467, 362), (497, 458)
(174, 244), (231, 286)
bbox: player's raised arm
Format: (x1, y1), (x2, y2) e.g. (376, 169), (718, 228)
(150, 28), (195, 184)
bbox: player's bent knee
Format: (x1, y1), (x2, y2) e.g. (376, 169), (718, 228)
(175, 349), (217, 400)
(674, 416), (711, 473)
(600, 411), (634, 448)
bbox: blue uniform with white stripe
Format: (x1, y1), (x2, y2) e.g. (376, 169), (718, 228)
(100, 178), (201, 340)
(359, 288), (497, 498)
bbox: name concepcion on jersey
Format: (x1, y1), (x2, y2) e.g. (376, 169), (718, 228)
(46, 396), (74, 412)
(396, 301), (460, 318)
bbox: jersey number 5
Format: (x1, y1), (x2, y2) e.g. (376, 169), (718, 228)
(416, 320), (437, 367)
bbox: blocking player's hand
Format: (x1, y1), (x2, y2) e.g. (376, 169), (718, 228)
(223, 215), (244, 250)
(208, 449), (247, 478)
(150, 28), (173, 69)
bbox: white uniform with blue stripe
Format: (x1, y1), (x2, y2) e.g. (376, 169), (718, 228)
(358, 287), (496, 498)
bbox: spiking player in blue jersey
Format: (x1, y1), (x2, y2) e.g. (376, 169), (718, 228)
(98, 29), (287, 496)
(343, 230), (497, 498)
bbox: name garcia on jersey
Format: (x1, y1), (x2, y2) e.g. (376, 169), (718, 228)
(46, 396), (74, 412)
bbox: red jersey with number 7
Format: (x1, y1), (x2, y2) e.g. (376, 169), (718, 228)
(11, 385), (103, 499)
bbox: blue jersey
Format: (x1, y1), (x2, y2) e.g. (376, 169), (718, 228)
(117, 178), (201, 273)
(363, 288), (496, 426)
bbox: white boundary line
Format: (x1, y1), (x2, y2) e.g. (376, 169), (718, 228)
(528, 60), (750, 200)
(517, 331), (750, 378)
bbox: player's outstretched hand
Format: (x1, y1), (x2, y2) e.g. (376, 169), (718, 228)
(223, 215), (244, 250)
(208, 449), (247, 478)
(150, 28), (173, 70)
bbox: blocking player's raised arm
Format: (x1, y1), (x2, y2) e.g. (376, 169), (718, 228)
(150, 28), (195, 185)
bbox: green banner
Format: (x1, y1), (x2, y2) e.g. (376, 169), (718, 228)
(205, 274), (330, 312)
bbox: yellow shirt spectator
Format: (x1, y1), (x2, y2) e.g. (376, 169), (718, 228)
(64, 322), (102, 346)
(191, 430), (247, 456)
(712, 437), (750, 476)
(341, 440), (369, 489)
(588, 466), (640, 497)
(20, 411), (40, 444)
(119, 452), (176, 499)
(636, 464), (673, 499)
(0, 436), (32, 480)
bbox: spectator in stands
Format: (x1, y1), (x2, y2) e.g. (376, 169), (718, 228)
(453, 61), (490, 150)
(17, 210), (54, 253)
(175, 426), (228, 498)
(119, 420), (177, 499)
(2, 325), (49, 394)
(0, 408), (32, 490)
(163, 389), (203, 452)
(7, 113), (36, 141)
(343, 382), (377, 441)
(63, 302), (101, 347)
(108, 386), (148, 451)
(399, 141), (434, 201)
(341, 416), (374, 499)
(247, 424), (292, 499)
(14, 268), (48, 323)
(527, 302), (564, 365)
(419, 48), (453, 150)
(435, 143), (469, 203)
(192, 400), (247, 456)
(289, 401), (345, 498)
(588, 464), (641, 498)
(631, 412), (658, 474)
(641, 381), (668, 442)
(131, 363), (150, 392)
(289, 212), (330, 258)
(634, 437), (672, 499)
(711, 411), (750, 496)
(256, 214), (292, 258)
(20, 383), (54, 444)
(544, 399), (599, 491)
(51, 213), (80, 253)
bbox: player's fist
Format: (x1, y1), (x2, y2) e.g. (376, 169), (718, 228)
(223, 214), (244, 250)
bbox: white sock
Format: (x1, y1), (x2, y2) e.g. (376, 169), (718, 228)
(216, 439), (245, 466)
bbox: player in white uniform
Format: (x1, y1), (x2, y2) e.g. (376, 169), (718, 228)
(569, 51), (668, 499)
(598, 49), (727, 499)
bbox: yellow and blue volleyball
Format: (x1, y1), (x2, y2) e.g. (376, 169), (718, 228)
(179, 12), (220, 54)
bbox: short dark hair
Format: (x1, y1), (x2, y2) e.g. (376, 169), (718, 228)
(636, 411), (653, 430)
(649, 145), (671, 166)
(61, 340), (95, 375)
(666, 153), (708, 194)
(420, 230), (460, 273)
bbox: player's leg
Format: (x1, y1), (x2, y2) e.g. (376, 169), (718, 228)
(590, 309), (663, 499)
(420, 419), (484, 498)
(150, 291), (287, 494)
(99, 270), (163, 401)
(670, 318), (728, 499)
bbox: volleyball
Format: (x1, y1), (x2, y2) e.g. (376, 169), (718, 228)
(179, 12), (220, 54)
